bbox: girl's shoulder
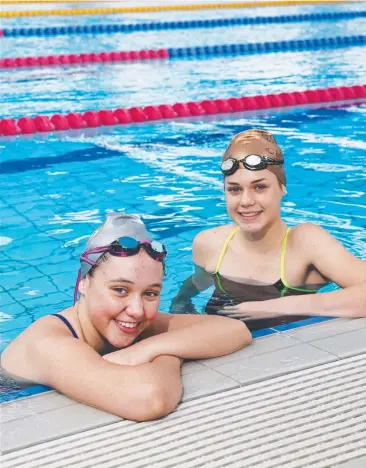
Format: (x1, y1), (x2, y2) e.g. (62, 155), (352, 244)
(1, 309), (79, 382)
(2, 309), (76, 365)
(287, 223), (335, 263)
(289, 223), (328, 245)
(193, 224), (236, 267)
(193, 224), (236, 248)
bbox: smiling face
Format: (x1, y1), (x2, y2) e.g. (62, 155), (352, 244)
(225, 167), (285, 233)
(79, 251), (163, 349)
(222, 129), (286, 233)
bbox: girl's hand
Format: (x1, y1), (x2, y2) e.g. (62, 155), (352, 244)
(103, 341), (156, 366)
(220, 302), (279, 320)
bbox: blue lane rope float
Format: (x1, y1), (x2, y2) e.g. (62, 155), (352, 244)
(1, 35), (365, 69)
(166, 35), (366, 58)
(2, 11), (366, 38)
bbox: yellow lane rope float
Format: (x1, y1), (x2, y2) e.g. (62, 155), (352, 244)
(0, 1), (362, 17)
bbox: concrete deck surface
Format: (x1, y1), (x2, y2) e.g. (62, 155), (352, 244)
(1, 317), (366, 467)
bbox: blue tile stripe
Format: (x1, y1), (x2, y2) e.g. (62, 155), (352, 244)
(271, 315), (334, 332)
(3, 11), (366, 38)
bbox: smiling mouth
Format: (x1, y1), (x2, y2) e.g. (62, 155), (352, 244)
(238, 211), (262, 219)
(114, 319), (139, 332)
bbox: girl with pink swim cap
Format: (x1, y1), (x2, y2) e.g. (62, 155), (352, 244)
(171, 129), (366, 326)
(1, 213), (251, 421)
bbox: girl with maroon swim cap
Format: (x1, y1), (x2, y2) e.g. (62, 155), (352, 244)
(170, 129), (366, 328)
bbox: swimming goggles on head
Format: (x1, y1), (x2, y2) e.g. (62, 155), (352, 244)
(81, 237), (167, 267)
(221, 154), (284, 176)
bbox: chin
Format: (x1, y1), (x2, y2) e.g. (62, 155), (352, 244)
(106, 324), (139, 348)
(234, 215), (264, 231)
(110, 334), (137, 349)
(240, 224), (263, 234)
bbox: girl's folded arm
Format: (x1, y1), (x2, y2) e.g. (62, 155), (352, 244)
(29, 336), (182, 421)
(136, 312), (252, 361)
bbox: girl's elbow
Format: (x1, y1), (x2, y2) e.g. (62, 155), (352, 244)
(234, 320), (252, 348)
(124, 384), (180, 422)
(139, 386), (171, 421)
(148, 383), (182, 420)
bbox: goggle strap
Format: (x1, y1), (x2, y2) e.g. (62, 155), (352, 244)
(85, 246), (110, 255)
(73, 269), (82, 305)
(80, 255), (96, 266)
(80, 245), (111, 266)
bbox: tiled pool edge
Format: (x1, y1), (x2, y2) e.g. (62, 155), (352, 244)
(2, 316), (366, 454)
(0, 315), (335, 404)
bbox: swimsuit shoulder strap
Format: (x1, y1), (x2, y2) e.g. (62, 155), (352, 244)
(280, 227), (318, 293)
(51, 314), (79, 339)
(280, 227), (291, 287)
(213, 226), (240, 274)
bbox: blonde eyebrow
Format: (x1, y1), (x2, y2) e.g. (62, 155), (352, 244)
(227, 178), (268, 186)
(251, 178), (268, 184)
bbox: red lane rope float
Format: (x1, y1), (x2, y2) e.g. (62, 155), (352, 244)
(0, 48), (169, 69)
(0, 84), (365, 136)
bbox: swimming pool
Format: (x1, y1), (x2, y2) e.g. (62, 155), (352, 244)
(1, 1), (366, 400)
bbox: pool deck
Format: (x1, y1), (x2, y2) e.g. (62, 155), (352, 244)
(2, 317), (366, 466)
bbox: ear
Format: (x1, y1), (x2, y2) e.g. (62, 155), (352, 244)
(78, 276), (89, 295)
(281, 184), (287, 196)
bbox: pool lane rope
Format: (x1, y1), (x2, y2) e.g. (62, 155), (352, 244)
(0, 0), (363, 18)
(1, 35), (365, 69)
(1, 84), (365, 136)
(2, 11), (365, 38)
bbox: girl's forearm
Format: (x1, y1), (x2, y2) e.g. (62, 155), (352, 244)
(169, 277), (200, 313)
(255, 283), (366, 318)
(145, 316), (251, 360)
(170, 270), (214, 311)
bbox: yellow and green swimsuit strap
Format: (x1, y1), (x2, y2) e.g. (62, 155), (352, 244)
(213, 226), (239, 294)
(280, 227), (318, 293)
(213, 226), (240, 275)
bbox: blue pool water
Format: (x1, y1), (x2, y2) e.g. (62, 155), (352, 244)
(1, 2), (366, 400)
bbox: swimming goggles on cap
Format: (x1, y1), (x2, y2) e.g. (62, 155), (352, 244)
(81, 237), (167, 267)
(221, 154), (284, 176)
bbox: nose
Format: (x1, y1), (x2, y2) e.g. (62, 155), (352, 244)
(239, 188), (255, 207)
(125, 294), (145, 320)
